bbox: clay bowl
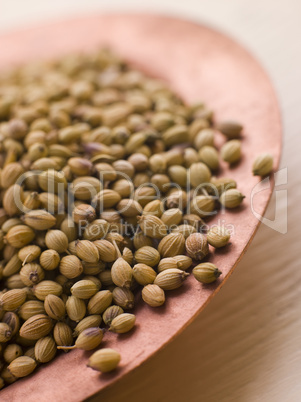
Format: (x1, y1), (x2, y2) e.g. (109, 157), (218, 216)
(0, 13), (281, 401)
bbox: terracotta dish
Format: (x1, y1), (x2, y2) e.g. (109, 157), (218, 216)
(0, 13), (281, 401)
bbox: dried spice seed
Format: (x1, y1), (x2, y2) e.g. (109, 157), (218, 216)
(3, 344), (23, 364)
(20, 263), (45, 286)
(102, 306), (124, 326)
(158, 233), (186, 258)
(60, 217), (78, 242)
(73, 315), (102, 337)
(252, 153), (273, 176)
(37, 192), (62, 216)
(57, 327), (103, 351)
(93, 190), (121, 210)
(44, 294), (66, 321)
(5, 274), (25, 290)
(142, 199), (164, 218)
(134, 246), (160, 267)
(59, 255), (83, 279)
(185, 233), (209, 261)
(34, 280), (63, 300)
(40, 249), (60, 271)
(133, 264), (157, 286)
(3, 184), (24, 217)
(168, 165), (187, 187)
(137, 215), (167, 239)
(173, 255), (193, 271)
(162, 125), (188, 147)
(217, 120), (243, 139)
(19, 301), (46, 321)
(19, 314), (53, 340)
(1, 366), (17, 385)
(117, 199), (143, 218)
(109, 313), (136, 333)
(68, 157), (93, 176)
(158, 257), (178, 272)
(72, 204), (96, 224)
(165, 189), (187, 210)
(2, 312), (20, 337)
(6, 225), (35, 249)
(38, 169), (67, 193)
(88, 290), (113, 315)
(219, 189), (245, 208)
(35, 337), (57, 363)
(24, 348), (36, 360)
(23, 210), (56, 230)
(112, 287), (135, 310)
(210, 177), (237, 195)
(220, 140), (241, 164)
(199, 146), (219, 171)
(45, 230), (68, 253)
(53, 322), (73, 348)
(190, 195), (215, 218)
(0, 289), (27, 311)
(189, 162), (211, 187)
(193, 263), (222, 283)
(0, 323), (12, 343)
(142, 284), (165, 307)
(72, 177), (102, 201)
(23, 191), (41, 211)
(82, 261), (105, 276)
(2, 219), (22, 234)
(66, 296), (86, 322)
(18, 245), (41, 264)
(133, 232), (153, 250)
(2, 254), (21, 278)
(207, 226), (230, 248)
(0, 163), (25, 189)
(71, 280), (98, 299)
(193, 128), (214, 149)
(172, 224), (197, 238)
(93, 240), (117, 262)
(161, 208), (183, 227)
(122, 247), (133, 265)
(183, 147), (199, 168)
(88, 348), (120, 373)
(7, 357), (36, 378)
(76, 240), (99, 263)
(154, 269), (189, 290)
(111, 257), (133, 289)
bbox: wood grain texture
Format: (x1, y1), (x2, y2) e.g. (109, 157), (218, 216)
(0, 1), (299, 401)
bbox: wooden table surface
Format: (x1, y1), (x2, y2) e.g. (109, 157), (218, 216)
(1, 1), (299, 401)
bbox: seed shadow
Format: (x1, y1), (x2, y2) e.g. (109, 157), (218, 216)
(96, 365), (123, 380)
(116, 325), (139, 341)
(209, 243), (233, 257)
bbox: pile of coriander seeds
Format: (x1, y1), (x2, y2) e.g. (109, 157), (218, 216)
(0, 48), (272, 386)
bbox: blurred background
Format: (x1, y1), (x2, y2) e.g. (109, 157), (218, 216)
(0, 1), (300, 401)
